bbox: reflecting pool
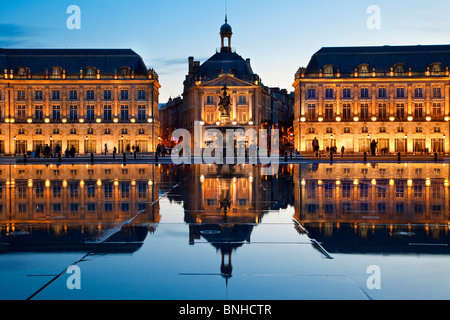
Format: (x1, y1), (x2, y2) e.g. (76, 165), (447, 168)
(0, 162), (449, 300)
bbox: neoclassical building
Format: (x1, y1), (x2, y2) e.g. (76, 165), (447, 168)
(178, 17), (272, 148)
(0, 49), (160, 155)
(293, 45), (450, 154)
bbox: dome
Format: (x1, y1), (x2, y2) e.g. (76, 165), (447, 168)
(220, 23), (232, 34)
(220, 16), (232, 35)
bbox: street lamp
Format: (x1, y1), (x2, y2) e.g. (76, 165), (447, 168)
(405, 135), (408, 154)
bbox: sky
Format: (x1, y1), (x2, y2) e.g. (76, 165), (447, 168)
(1, 0), (450, 102)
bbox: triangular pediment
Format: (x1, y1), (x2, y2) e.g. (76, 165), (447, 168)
(201, 74), (255, 88)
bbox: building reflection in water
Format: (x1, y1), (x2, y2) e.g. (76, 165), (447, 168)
(0, 161), (448, 275)
(161, 164), (294, 282)
(0, 164), (160, 253)
(293, 162), (450, 254)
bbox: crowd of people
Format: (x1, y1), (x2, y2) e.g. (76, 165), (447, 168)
(311, 137), (382, 158)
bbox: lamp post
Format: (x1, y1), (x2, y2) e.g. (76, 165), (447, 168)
(405, 135), (408, 154)
(443, 134), (446, 155)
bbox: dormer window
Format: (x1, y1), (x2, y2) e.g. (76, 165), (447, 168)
(52, 67), (62, 77)
(323, 65), (334, 76)
(121, 67), (131, 77)
(394, 64), (405, 74)
(18, 67), (28, 77)
(86, 67), (96, 77)
(359, 64), (369, 75)
(430, 63), (441, 75)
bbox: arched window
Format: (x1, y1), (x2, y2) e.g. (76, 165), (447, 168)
(18, 67), (28, 76)
(121, 128), (128, 135)
(359, 64), (369, 75)
(87, 128), (94, 135)
(86, 67), (96, 77)
(104, 128), (111, 135)
(121, 67), (131, 77)
(69, 128), (77, 135)
(52, 67), (62, 77)
(138, 128), (145, 135)
(53, 128), (60, 134)
(394, 64), (405, 74)
(430, 63), (441, 75)
(323, 65), (334, 75)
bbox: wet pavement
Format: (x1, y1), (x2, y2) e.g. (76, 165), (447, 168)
(0, 162), (449, 300)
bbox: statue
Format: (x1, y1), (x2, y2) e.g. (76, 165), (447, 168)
(218, 85), (232, 117)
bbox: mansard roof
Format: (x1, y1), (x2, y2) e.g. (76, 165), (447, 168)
(305, 44), (450, 75)
(0, 48), (150, 76)
(195, 51), (255, 81)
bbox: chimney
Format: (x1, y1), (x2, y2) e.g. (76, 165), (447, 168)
(188, 57), (194, 76)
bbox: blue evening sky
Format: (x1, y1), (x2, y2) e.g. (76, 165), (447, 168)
(1, 0), (450, 102)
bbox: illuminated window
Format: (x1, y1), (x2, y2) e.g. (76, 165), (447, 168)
(206, 95), (214, 105)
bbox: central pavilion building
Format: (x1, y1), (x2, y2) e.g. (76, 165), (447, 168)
(161, 17), (272, 149)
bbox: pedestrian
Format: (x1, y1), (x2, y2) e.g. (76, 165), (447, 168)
(341, 146), (345, 158)
(104, 143), (108, 155)
(70, 145), (76, 158)
(55, 144), (61, 157)
(113, 146), (117, 159)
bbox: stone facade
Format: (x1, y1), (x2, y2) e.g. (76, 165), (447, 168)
(0, 49), (160, 155)
(294, 45), (450, 154)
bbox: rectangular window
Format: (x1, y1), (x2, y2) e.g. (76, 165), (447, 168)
(360, 88), (369, 99)
(104, 105), (112, 121)
(342, 88), (351, 99)
(52, 90), (60, 100)
(378, 103), (387, 120)
(307, 88), (316, 99)
(86, 105), (95, 122)
(206, 95), (214, 105)
(17, 105), (26, 122)
(69, 90), (78, 100)
(238, 95), (247, 104)
(360, 103), (369, 120)
(433, 87), (442, 98)
(307, 104), (316, 120)
(120, 90), (129, 100)
(414, 88), (423, 98)
(396, 103), (405, 120)
(35, 105), (43, 122)
(35, 90), (43, 100)
(378, 88), (387, 98)
(238, 111), (248, 123)
(120, 105), (129, 121)
(396, 88), (405, 98)
(414, 103), (423, 120)
(137, 105), (146, 122)
(104, 90), (112, 100)
(325, 88), (334, 99)
(433, 103), (442, 119)
(342, 104), (351, 120)
(69, 105), (78, 122)
(52, 105), (61, 122)
(324, 104), (333, 121)
(137, 90), (146, 100)
(86, 89), (95, 100)
(17, 90), (26, 101)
